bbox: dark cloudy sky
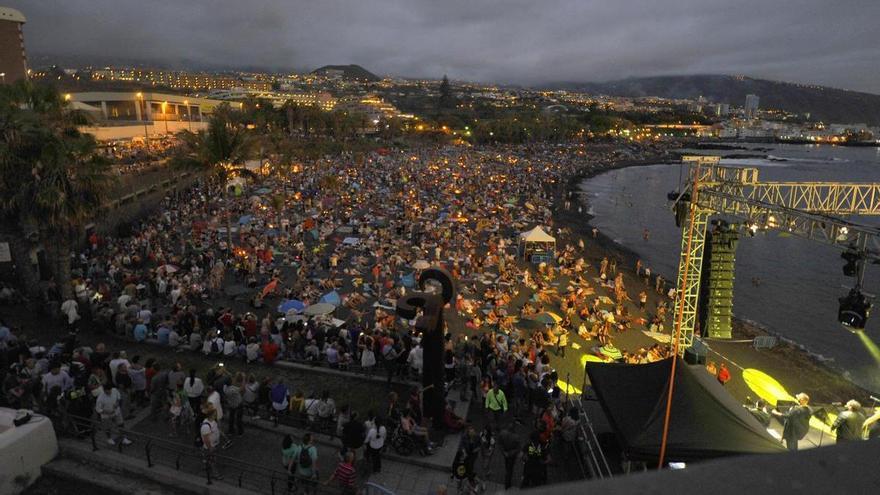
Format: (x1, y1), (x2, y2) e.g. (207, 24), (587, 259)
(10, 0), (880, 93)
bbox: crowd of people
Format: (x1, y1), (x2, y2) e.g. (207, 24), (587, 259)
(5, 139), (874, 492)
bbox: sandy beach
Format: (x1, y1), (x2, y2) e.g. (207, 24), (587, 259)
(559, 153), (874, 406)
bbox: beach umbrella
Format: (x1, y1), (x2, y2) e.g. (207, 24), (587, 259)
(238, 215), (254, 225)
(399, 272), (416, 288)
(304, 303), (336, 316)
(319, 290), (341, 306)
(256, 187), (272, 195)
(529, 312), (562, 325)
(412, 260), (431, 270)
(277, 299), (305, 314)
(285, 312), (306, 323)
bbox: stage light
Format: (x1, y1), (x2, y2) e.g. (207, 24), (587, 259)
(841, 250), (861, 277)
(838, 288), (872, 331)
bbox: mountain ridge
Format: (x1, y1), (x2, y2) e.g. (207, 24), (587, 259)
(545, 75), (880, 125)
(311, 64), (380, 82)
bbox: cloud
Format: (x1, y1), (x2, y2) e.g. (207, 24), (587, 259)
(9, 0), (880, 92)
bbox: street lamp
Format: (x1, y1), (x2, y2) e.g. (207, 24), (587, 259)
(184, 100), (191, 131)
(136, 92), (149, 148)
(161, 101), (169, 134)
(0, 73), (6, 84)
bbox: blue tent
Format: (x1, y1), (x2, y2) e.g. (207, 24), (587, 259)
(238, 215), (254, 225)
(319, 290), (341, 306)
(277, 299), (305, 314)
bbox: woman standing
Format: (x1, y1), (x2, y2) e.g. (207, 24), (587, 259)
(364, 417), (386, 473)
(183, 369), (204, 442)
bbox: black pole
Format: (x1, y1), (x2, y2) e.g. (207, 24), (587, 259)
(145, 440), (153, 467)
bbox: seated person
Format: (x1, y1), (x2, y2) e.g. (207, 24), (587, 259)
(304, 340), (321, 362)
(401, 408), (434, 452)
(189, 332), (203, 352)
(443, 402), (466, 432)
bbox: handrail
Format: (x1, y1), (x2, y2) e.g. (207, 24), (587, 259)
(53, 412), (341, 494)
(565, 394), (613, 480)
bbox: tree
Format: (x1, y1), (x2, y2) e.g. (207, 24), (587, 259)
(439, 75), (454, 109)
(0, 81), (113, 301)
(172, 104), (254, 248)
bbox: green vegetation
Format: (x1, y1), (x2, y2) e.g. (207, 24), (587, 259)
(0, 81), (113, 300)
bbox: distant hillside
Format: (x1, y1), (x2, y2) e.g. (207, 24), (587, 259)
(311, 64), (379, 82)
(549, 75), (880, 125)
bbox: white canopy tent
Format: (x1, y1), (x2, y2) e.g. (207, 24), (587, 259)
(519, 226), (556, 262)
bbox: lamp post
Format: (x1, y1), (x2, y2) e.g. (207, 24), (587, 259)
(0, 73), (6, 84)
(161, 101), (169, 135)
(136, 92), (149, 148)
(395, 268), (455, 430)
(184, 100), (192, 131)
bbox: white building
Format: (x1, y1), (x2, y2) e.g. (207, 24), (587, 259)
(744, 94), (760, 119)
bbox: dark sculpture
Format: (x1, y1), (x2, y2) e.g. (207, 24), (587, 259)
(396, 266), (455, 429)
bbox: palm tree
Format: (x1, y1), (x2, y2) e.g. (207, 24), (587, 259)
(172, 103), (254, 249)
(0, 81), (112, 301)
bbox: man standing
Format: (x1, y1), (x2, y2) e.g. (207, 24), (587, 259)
(200, 408), (223, 480)
(498, 423), (521, 490)
(832, 400), (866, 442)
(521, 431), (549, 488)
(772, 392), (812, 451)
(364, 417), (386, 473)
(485, 382), (508, 425)
(95, 382), (132, 446)
(296, 433), (319, 494)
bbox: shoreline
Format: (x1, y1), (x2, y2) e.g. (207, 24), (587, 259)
(556, 152), (875, 401)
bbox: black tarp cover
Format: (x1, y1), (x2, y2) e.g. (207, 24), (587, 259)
(585, 358), (785, 462)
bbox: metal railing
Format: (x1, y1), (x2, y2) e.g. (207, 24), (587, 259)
(560, 378), (613, 480)
(53, 412), (340, 494)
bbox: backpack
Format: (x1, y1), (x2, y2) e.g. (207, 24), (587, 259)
(298, 445), (313, 468)
(210, 339), (222, 354)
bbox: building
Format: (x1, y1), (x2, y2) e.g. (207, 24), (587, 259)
(0, 7), (27, 83)
(66, 91), (227, 141)
(744, 94), (760, 119)
(91, 68), (272, 92)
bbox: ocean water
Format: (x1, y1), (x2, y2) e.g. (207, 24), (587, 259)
(580, 143), (880, 393)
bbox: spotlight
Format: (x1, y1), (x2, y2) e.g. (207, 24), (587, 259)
(841, 250), (862, 277)
(838, 288), (872, 331)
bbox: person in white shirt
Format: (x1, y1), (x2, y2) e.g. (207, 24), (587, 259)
(108, 351), (131, 383)
(117, 294), (132, 311)
(246, 338), (260, 363)
(94, 383), (132, 446)
(407, 343), (424, 377)
(170, 285), (182, 305)
(182, 368), (205, 427)
(137, 306), (152, 326)
(364, 417), (387, 473)
(200, 408), (223, 480)
(60, 299), (80, 329)
(206, 386), (223, 422)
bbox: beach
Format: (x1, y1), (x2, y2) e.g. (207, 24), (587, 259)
(559, 152), (874, 406)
